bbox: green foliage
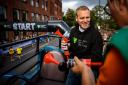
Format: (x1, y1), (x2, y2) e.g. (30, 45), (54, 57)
(108, 17), (119, 30)
(63, 8), (76, 27)
(91, 5), (118, 30)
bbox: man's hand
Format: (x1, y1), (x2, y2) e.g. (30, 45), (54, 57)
(71, 56), (95, 85)
(71, 56), (88, 74)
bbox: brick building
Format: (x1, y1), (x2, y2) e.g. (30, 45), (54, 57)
(0, 0), (62, 44)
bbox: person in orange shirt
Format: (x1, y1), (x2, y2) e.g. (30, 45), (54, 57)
(71, 0), (128, 85)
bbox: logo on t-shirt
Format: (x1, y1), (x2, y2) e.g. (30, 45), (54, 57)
(73, 37), (78, 43)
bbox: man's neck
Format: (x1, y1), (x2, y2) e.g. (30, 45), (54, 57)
(79, 26), (85, 32)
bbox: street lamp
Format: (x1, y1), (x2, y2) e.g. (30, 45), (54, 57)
(98, 0), (101, 29)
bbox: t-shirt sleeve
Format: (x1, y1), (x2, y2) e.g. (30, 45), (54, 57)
(97, 47), (127, 85)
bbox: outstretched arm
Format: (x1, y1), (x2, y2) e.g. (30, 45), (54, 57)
(71, 56), (95, 85)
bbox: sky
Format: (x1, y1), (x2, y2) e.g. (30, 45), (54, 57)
(62, 0), (107, 14)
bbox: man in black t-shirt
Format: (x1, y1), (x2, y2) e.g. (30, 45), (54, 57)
(65, 5), (103, 85)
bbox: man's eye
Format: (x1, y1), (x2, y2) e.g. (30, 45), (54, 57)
(86, 16), (90, 19)
(80, 17), (84, 19)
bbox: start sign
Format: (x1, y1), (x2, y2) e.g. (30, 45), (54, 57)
(0, 22), (57, 32)
(13, 23), (36, 30)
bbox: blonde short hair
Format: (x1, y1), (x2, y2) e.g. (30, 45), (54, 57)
(76, 6), (90, 16)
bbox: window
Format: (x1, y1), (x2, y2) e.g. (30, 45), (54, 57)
(55, 11), (57, 15)
(35, 13), (39, 21)
(13, 9), (20, 21)
(31, 0), (34, 6)
(21, 0), (27, 2)
(38, 14), (41, 21)
(50, 16), (55, 20)
(36, 0), (39, 7)
(0, 6), (7, 21)
(42, 0), (44, 8)
(54, 3), (57, 8)
(22, 11), (28, 21)
(44, 16), (48, 21)
(31, 13), (35, 21)
(45, 0), (48, 11)
(42, 15), (44, 21)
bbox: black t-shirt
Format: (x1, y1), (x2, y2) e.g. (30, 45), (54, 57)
(69, 25), (103, 62)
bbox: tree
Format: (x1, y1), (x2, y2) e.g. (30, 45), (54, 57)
(63, 8), (76, 27)
(91, 5), (118, 30)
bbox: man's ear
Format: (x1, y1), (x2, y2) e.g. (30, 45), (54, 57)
(76, 18), (77, 21)
(119, 0), (128, 12)
(75, 15), (78, 21)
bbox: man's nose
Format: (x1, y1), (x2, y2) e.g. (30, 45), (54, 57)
(83, 18), (88, 22)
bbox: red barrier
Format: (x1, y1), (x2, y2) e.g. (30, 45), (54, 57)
(82, 59), (103, 67)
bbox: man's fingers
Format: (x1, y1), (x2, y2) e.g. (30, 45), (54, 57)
(74, 56), (81, 64)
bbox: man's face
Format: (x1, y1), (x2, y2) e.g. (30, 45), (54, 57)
(76, 10), (91, 30)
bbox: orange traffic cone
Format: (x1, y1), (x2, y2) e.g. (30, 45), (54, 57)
(55, 29), (68, 43)
(44, 52), (59, 65)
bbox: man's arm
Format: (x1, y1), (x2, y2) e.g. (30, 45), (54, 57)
(71, 56), (95, 85)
